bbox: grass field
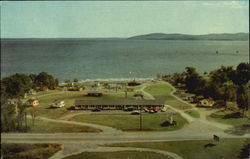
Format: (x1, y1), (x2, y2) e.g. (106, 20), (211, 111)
(144, 82), (192, 110)
(30, 89), (61, 95)
(1, 143), (61, 159)
(185, 110), (200, 118)
(207, 117), (249, 126)
(63, 151), (171, 159)
(26, 90), (135, 119)
(28, 119), (101, 133)
(106, 138), (249, 159)
(207, 110), (249, 126)
(173, 91), (193, 100)
(70, 113), (187, 131)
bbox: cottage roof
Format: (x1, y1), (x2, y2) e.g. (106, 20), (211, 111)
(27, 98), (38, 102)
(75, 99), (165, 106)
(201, 98), (214, 102)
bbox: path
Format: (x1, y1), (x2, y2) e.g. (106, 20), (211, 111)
(36, 116), (122, 134)
(139, 83), (156, 100)
(1, 81), (243, 159)
(3, 131), (247, 159)
(51, 144), (182, 159)
(163, 81), (232, 130)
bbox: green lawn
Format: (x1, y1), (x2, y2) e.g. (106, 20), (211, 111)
(28, 119), (101, 133)
(185, 110), (200, 118)
(144, 82), (192, 110)
(70, 114), (187, 131)
(26, 90), (135, 119)
(173, 89), (193, 100)
(207, 110), (249, 126)
(106, 138), (249, 159)
(207, 117), (249, 126)
(144, 83), (173, 101)
(28, 89), (61, 98)
(63, 151), (172, 159)
(1, 143), (61, 159)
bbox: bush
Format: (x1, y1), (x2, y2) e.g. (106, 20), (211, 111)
(223, 112), (242, 119)
(213, 100), (226, 108)
(160, 120), (177, 127)
(1, 143), (61, 159)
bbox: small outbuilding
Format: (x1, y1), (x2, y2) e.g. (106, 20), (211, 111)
(198, 98), (215, 107)
(134, 91), (144, 99)
(26, 98), (39, 107)
(51, 100), (65, 108)
(193, 95), (204, 103)
(128, 80), (141, 86)
(125, 88), (134, 92)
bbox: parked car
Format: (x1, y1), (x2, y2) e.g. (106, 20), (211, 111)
(143, 108), (149, 112)
(161, 107), (167, 112)
(67, 106), (76, 110)
(131, 111), (140, 115)
(149, 110), (157, 114)
(124, 108), (134, 111)
(92, 109), (101, 112)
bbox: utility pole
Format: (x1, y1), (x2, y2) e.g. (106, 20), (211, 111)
(140, 106), (142, 131)
(116, 83), (118, 93)
(25, 112), (27, 130)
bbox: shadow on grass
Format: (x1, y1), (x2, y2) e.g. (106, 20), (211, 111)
(46, 106), (60, 109)
(239, 139), (250, 159)
(203, 143), (216, 148)
(224, 124), (250, 135)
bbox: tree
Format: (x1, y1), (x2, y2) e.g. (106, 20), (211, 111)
(73, 78), (78, 83)
(1, 103), (18, 132)
(236, 85), (249, 115)
(34, 72), (58, 89)
(184, 67), (205, 94)
(1, 73), (33, 97)
(171, 73), (185, 86)
(1, 99), (29, 132)
(64, 79), (71, 83)
(210, 66), (234, 86)
(30, 108), (37, 126)
(16, 100), (27, 131)
(232, 63), (250, 85)
(222, 83), (237, 102)
(203, 82), (222, 100)
(29, 74), (37, 83)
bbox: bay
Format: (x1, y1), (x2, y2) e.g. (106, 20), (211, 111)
(1, 39), (248, 81)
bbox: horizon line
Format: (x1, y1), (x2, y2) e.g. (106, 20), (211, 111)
(1, 32), (249, 39)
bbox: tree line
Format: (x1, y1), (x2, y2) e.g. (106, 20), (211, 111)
(163, 63), (249, 115)
(1, 72), (58, 132)
(1, 72), (59, 98)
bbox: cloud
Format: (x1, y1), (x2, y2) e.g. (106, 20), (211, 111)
(202, 1), (248, 9)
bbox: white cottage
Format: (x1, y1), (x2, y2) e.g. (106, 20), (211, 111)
(51, 100), (65, 108)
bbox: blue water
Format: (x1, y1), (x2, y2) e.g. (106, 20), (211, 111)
(1, 39), (249, 81)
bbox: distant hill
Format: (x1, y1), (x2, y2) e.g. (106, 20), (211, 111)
(129, 33), (249, 41)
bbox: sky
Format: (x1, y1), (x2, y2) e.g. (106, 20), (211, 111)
(1, 1), (249, 38)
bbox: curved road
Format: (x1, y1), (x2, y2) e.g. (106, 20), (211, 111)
(1, 81), (247, 159)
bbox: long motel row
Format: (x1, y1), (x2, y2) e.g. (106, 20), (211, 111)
(74, 99), (165, 111)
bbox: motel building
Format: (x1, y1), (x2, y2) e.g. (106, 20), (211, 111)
(74, 99), (165, 111)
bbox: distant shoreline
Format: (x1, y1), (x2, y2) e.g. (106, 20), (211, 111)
(72, 77), (155, 83)
(129, 33), (249, 41)
(1, 32), (249, 40)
